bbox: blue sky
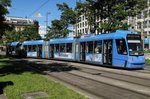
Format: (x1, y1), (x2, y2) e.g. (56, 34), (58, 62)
(8, 0), (77, 26)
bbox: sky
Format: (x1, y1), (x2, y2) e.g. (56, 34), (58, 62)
(8, 0), (77, 26)
(7, 0), (77, 37)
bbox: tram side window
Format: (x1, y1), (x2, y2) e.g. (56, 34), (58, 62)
(24, 45), (28, 51)
(60, 44), (66, 52)
(66, 43), (72, 52)
(94, 41), (102, 53)
(38, 45), (42, 52)
(116, 39), (127, 55)
(87, 41), (94, 53)
(28, 45), (32, 52)
(55, 44), (59, 52)
(11, 47), (15, 51)
(32, 45), (37, 51)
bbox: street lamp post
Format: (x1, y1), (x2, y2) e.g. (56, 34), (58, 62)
(46, 12), (50, 35)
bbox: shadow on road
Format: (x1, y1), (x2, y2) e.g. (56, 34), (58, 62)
(0, 57), (38, 77)
(29, 61), (80, 72)
(0, 54), (79, 77)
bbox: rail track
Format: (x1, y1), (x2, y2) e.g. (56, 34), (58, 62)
(23, 58), (150, 99)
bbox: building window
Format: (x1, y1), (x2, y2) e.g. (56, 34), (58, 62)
(149, 10), (150, 17)
(148, 20), (150, 28)
(137, 13), (141, 19)
(85, 21), (87, 26)
(137, 22), (142, 29)
(82, 16), (84, 20)
(143, 10), (148, 18)
(143, 21), (147, 28)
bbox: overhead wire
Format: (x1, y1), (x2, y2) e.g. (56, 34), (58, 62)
(28, 0), (50, 17)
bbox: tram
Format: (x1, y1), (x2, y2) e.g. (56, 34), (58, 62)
(7, 30), (145, 69)
(22, 40), (44, 58)
(78, 30), (145, 68)
(6, 42), (24, 57)
(48, 37), (76, 60)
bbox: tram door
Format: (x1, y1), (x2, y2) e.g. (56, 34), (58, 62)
(43, 41), (49, 58)
(38, 45), (42, 58)
(103, 40), (112, 65)
(50, 44), (54, 58)
(80, 42), (86, 61)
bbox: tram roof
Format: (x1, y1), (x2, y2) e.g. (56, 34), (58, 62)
(22, 40), (44, 45)
(79, 30), (138, 42)
(10, 42), (20, 46)
(49, 37), (75, 44)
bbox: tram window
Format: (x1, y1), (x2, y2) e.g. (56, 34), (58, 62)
(66, 43), (72, 52)
(37, 45), (42, 49)
(60, 44), (65, 52)
(87, 41), (94, 53)
(32, 45), (37, 51)
(28, 45), (32, 51)
(94, 41), (102, 53)
(38, 45), (42, 51)
(116, 39), (127, 55)
(50, 45), (54, 52)
(55, 44), (59, 52)
(24, 45), (28, 51)
(12, 47), (15, 51)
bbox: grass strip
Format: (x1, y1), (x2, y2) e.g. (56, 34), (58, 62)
(0, 58), (87, 99)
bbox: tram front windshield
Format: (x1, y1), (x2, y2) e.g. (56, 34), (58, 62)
(128, 41), (144, 56)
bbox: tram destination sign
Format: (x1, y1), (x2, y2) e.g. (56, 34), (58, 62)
(127, 34), (141, 40)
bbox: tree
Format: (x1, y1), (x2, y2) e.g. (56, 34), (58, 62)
(46, 3), (75, 39)
(45, 19), (71, 39)
(57, 3), (76, 25)
(2, 25), (41, 45)
(21, 25), (41, 41)
(0, 0), (11, 37)
(76, 0), (147, 33)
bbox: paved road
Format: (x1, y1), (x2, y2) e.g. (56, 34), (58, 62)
(24, 58), (150, 99)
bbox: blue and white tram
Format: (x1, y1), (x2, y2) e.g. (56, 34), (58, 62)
(48, 37), (76, 60)
(7, 30), (145, 69)
(78, 30), (145, 68)
(22, 40), (44, 58)
(6, 42), (23, 57)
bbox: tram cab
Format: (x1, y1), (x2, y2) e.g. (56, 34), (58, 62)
(113, 31), (145, 68)
(78, 30), (145, 69)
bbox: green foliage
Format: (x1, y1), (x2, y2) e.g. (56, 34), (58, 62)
(45, 20), (70, 39)
(57, 3), (76, 25)
(146, 59), (150, 65)
(46, 3), (75, 39)
(76, 0), (147, 33)
(144, 50), (150, 53)
(21, 25), (41, 41)
(2, 26), (41, 44)
(0, 0), (11, 37)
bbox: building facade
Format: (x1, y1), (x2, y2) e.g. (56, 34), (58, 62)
(132, 0), (150, 50)
(74, 0), (150, 50)
(5, 16), (39, 32)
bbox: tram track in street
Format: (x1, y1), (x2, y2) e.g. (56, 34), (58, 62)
(78, 68), (150, 87)
(23, 58), (150, 99)
(28, 63), (150, 99)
